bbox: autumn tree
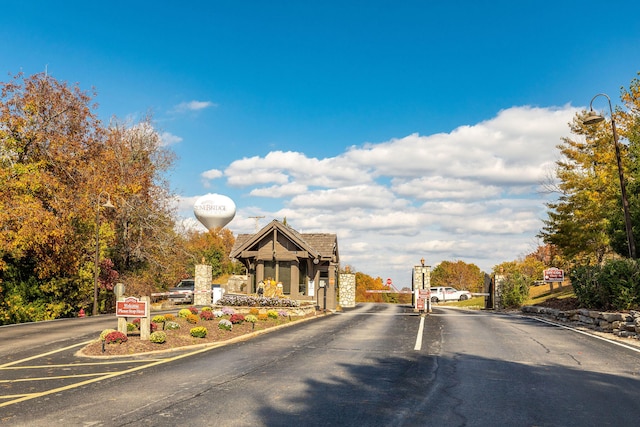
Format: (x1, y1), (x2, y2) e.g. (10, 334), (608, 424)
(182, 228), (241, 280)
(613, 73), (640, 258)
(541, 75), (640, 263)
(0, 73), (189, 322)
(430, 260), (484, 293)
(539, 110), (620, 264)
(355, 271), (385, 303)
(97, 119), (184, 299)
(0, 73), (107, 322)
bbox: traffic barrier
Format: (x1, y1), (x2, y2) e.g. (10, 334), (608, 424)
(150, 289), (214, 297)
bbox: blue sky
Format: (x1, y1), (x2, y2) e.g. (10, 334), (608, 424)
(3, 1), (640, 284)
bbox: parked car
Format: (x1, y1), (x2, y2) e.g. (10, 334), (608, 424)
(430, 286), (472, 302)
(168, 279), (195, 304)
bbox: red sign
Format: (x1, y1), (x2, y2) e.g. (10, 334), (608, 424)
(386, 278), (392, 285)
(419, 289), (431, 298)
(543, 268), (564, 282)
(116, 296), (148, 317)
(416, 289), (430, 311)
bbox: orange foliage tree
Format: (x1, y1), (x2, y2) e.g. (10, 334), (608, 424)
(431, 260), (484, 293)
(0, 73), (193, 322)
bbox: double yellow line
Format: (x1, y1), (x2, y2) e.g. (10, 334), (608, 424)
(0, 340), (215, 408)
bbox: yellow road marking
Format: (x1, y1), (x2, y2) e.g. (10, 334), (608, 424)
(0, 341), (225, 408)
(0, 340), (93, 368)
(1, 359), (162, 370)
(0, 373), (105, 383)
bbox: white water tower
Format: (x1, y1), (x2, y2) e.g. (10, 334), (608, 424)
(193, 193), (236, 230)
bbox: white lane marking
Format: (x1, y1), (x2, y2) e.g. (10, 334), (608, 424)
(529, 316), (640, 354)
(414, 316), (425, 351)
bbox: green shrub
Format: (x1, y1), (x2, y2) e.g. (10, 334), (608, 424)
(570, 265), (601, 309)
(178, 308), (191, 318)
(571, 259), (640, 310)
(165, 321), (180, 330)
(190, 326), (208, 338)
(100, 329), (116, 341)
(498, 272), (530, 309)
(127, 322), (136, 332)
(150, 331), (167, 344)
(267, 310), (278, 319)
(245, 314), (258, 323)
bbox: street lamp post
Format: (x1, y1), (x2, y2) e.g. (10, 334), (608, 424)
(93, 191), (115, 316)
(584, 93), (636, 259)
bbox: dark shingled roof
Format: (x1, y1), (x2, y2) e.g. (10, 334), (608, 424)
(230, 220), (338, 259)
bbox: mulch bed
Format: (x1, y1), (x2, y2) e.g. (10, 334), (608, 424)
(79, 313), (315, 357)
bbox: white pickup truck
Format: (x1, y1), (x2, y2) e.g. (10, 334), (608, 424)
(429, 286), (472, 302)
(168, 279), (195, 304)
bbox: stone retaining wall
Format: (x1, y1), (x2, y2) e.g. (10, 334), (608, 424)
(522, 305), (640, 341)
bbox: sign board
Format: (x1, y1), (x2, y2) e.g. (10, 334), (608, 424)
(543, 268), (564, 282)
(416, 289), (431, 311)
(419, 289), (431, 299)
(116, 296), (148, 317)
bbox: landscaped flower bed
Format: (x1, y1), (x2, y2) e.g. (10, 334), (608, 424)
(79, 306), (317, 357)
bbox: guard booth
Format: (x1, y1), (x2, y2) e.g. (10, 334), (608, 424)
(230, 220), (340, 310)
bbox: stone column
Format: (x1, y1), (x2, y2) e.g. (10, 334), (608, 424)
(195, 264), (213, 306)
(339, 273), (356, 308)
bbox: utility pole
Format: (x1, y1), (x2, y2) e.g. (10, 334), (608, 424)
(248, 216), (265, 233)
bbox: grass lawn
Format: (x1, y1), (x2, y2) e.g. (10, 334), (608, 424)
(442, 282), (576, 310)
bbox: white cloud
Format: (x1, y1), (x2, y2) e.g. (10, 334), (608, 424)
(160, 131), (183, 146)
(201, 169), (223, 180)
(173, 100), (217, 113)
(191, 105), (577, 280)
(250, 182), (308, 198)
(200, 169), (223, 188)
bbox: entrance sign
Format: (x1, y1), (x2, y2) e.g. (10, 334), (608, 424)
(543, 268), (564, 282)
(416, 289), (431, 312)
(116, 296), (148, 317)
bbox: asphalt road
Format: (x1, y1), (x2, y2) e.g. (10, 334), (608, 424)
(2, 304), (640, 426)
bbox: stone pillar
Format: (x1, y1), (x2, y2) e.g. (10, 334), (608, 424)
(339, 273), (356, 308)
(140, 296), (150, 340)
(413, 264), (431, 310)
(195, 264), (213, 306)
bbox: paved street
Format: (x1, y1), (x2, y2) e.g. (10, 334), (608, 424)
(2, 304), (640, 426)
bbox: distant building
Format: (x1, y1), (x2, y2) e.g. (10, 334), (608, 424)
(230, 220), (340, 310)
